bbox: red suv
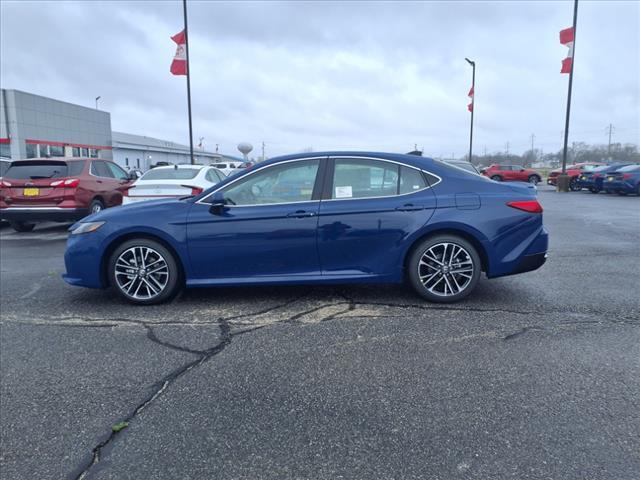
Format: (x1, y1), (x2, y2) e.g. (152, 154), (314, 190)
(482, 164), (542, 184)
(0, 158), (134, 232)
(546, 162), (605, 191)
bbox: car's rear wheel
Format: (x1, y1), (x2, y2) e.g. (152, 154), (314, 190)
(408, 235), (481, 303)
(491, 175), (502, 182)
(589, 187), (600, 194)
(528, 175), (540, 185)
(108, 239), (180, 305)
(10, 221), (36, 233)
(90, 199), (105, 215)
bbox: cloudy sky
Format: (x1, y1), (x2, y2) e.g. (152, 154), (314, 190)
(1, 0), (638, 158)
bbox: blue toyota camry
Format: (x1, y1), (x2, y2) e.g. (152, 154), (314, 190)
(63, 152), (548, 305)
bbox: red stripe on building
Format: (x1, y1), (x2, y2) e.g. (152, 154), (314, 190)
(24, 139), (112, 150)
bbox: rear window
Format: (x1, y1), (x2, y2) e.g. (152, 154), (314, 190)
(617, 165), (640, 172)
(141, 168), (200, 180)
(5, 161), (69, 179)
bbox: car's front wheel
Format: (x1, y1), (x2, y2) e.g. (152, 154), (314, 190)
(528, 175), (540, 185)
(491, 175), (502, 182)
(108, 238), (181, 305)
(569, 178), (580, 191)
(408, 235), (481, 303)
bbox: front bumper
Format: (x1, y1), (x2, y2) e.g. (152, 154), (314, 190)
(0, 207), (89, 222)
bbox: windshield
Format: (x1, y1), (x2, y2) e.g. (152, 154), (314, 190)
(435, 160), (489, 180)
(4, 161), (69, 179)
(141, 168), (200, 180)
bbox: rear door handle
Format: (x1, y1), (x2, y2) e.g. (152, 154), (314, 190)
(287, 210), (316, 218)
(395, 204), (424, 211)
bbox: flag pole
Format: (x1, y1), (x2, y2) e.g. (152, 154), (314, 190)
(559, 0), (578, 191)
(465, 58), (475, 163)
(182, 0), (195, 165)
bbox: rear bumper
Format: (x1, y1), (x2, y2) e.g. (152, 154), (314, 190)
(512, 252), (547, 275)
(0, 207), (89, 222)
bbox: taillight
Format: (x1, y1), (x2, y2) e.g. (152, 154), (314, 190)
(190, 186), (203, 195)
(622, 173), (632, 180)
(51, 178), (80, 188)
(507, 200), (543, 213)
(0, 180), (11, 188)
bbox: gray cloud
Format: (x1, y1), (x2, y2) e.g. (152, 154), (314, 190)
(1, 0), (638, 158)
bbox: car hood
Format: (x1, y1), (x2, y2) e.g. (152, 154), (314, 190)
(71, 198), (191, 227)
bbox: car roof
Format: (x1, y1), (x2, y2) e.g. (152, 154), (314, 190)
(257, 151), (436, 171)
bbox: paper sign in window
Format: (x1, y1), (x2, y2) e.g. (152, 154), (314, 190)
(335, 186), (353, 198)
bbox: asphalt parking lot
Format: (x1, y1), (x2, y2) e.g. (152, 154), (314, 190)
(1, 186), (639, 480)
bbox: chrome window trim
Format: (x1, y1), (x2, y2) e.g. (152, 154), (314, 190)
(195, 155), (442, 208)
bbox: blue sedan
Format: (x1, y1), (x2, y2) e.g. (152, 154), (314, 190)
(576, 162), (631, 193)
(63, 152), (548, 305)
(602, 164), (640, 195)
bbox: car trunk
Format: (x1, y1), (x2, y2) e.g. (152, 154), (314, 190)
(126, 183), (195, 198)
(2, 161), (71, 207)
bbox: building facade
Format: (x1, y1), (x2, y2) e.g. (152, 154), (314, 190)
(1, 89), (112, 160)
(111, 132), (222, 171)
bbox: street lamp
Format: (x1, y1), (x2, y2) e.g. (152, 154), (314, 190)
(95, 96), (101, 110)
(465, 58), (475, 164)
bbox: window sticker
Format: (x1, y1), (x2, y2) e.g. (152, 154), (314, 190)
(413, 185), (421, 190)
(335, 186), (353, 198)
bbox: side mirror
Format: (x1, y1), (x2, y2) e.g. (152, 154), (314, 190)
(208, 191), (226, 215)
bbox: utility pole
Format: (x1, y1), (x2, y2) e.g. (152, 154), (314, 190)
(465, 58), (476, 163)
(606, 123), (614, 159)
(505, 142), (510, 157)
(215, 143), (219, 153)
(558, 0), (579, 191)
(529, 133), (536, 166)
(261, 141), (266, 161)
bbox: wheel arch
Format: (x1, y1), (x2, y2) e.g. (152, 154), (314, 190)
(100, 232), (186, 288)
(403, 226), (490, 275)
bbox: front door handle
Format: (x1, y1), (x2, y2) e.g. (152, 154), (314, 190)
(287, 210), (316, 218)
(395, 204), (424, 211)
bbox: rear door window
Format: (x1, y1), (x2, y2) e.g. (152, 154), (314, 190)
(5, 162), (68, 179)
(399, 166), (427, 194)
(332, 159), (399, 199)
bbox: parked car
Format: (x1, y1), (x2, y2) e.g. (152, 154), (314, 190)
(0, 158), (135, 232)
(123, 164), (226, 205)
(546, 162), (605, 190)
(63, 151), (548, 305)
(576, 163), (632, 193)
(602, 164), (640, 196)
(482, 164), (542, 184)
(210, 162), (243, 176)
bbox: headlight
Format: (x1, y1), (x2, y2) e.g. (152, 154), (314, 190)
(71, 221), (105, 235)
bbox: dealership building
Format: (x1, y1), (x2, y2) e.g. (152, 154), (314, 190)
(1, 89), (227, 169)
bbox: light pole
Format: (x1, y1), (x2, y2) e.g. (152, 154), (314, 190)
(95, 96), (101, 110)
(465, 58), (475, 164)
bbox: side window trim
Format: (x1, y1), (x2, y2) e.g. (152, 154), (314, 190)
(321, 156), (441, 201)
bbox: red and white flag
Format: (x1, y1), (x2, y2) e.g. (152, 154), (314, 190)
(559, 26), (574, 74)
(467, 86), (474, 112)
(170, 30), (187, 76)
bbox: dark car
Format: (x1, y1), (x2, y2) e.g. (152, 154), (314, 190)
(576, 163), (632, 193)
(547, 162), (605, 190)
(602, 164), (640, 196)
(0, 158), (135, 232)
(63, 151), (548, 305)
(482, 164), (542, 184)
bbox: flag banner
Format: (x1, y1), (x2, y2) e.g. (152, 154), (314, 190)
(468, 86), (474, 112)
(170, 30), (187, 75)
(559, 26), (574, 74)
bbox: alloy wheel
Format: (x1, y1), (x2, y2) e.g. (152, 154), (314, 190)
(114, 246), (170, 300)
(417, 242), (474, 297)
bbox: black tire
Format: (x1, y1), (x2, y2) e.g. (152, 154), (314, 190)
(569, 178), (580, 191)
(407, 235), (481, 303)
(604, 189), (612, 194)
(589, 187), (599, 194)
(528, 175), (540, 185)
(636, 184), (640, 196)
(491, 175), (502, 182)
(10, 221), (36, 233)
(617, 190), (628, 196)
(108, 238), (181, 305)
(89, 199), (105, 215)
